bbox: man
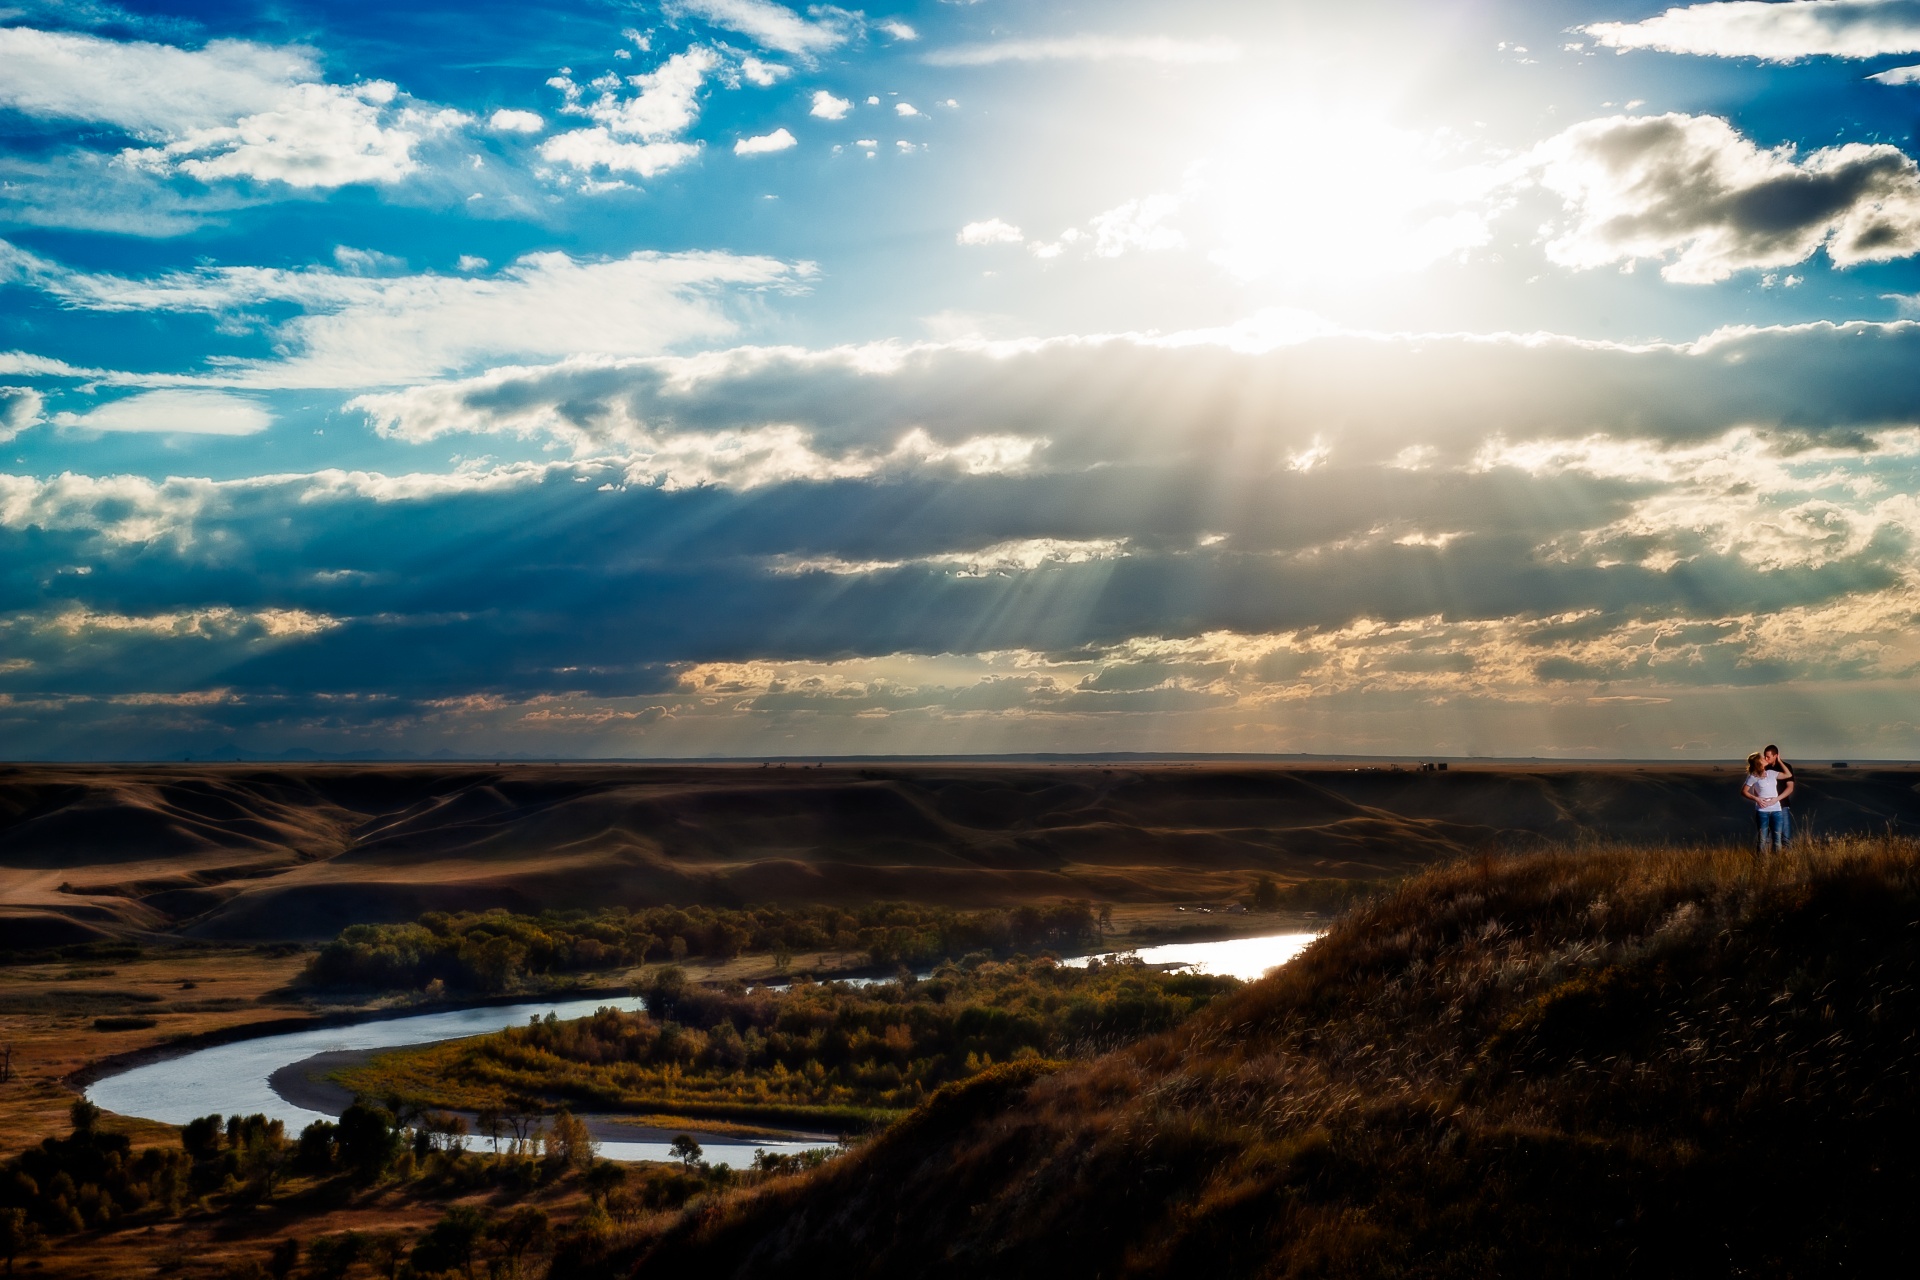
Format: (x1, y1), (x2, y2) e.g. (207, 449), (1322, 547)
(1764, 744), (1795, 847)
(1744, 745), (1795, 853)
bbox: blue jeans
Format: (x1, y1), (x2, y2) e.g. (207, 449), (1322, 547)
(1756, 808), (1790, 853)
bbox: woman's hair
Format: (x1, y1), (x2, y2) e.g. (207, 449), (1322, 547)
(1747, 751), (1765, 775)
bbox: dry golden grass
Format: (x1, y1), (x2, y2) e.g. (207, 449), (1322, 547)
(0, 948), (316, 1159)
(625, 834), (1920, 1280)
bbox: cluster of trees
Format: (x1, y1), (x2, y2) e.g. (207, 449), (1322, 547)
(1244, 875), (1377, 913)
(303, 902), (1105, 994)
(0, 1101), (294, 1270)
(337, 958), (1240, 1128)
(0, 1092), (745, 1278)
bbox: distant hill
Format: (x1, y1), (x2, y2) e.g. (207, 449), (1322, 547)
(630, 836), (1920, 1278)
(2, 762), (1917, 948)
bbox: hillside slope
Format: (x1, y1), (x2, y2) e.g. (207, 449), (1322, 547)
(634, 837), (1920, 1278)
(2, 762), (1916, 946)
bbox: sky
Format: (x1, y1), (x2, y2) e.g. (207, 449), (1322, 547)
(4, 0), (1920, 761)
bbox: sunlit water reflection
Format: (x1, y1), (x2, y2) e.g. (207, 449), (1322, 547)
(1060, 931), (1320, 980)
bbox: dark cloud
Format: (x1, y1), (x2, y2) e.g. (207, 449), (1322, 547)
(5, 322), (1920, 754)
(1539, 114), (1920, 282)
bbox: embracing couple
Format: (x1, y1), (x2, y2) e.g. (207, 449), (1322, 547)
(1743, 745), (1794, 854)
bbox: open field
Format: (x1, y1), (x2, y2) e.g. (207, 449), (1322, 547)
(0, 947), (312, 1158)
(6, 761), (1917, 948)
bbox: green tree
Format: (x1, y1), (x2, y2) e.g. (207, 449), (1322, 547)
(582, 1160), (626, 1204)
(267, 1238), (299, 1280)
(294, 1119), (337, 1172)
(0, 1208), (42, 1278)
(410, 1205), (487, 1280)
(181, 1114), (224, 1161)
(335, 1103), (401, 1182)
(485, 1206), (549, 1278)
(242, 1134), (288, 1198)
(365, 1232), (407, 1280)
(304, 1232), (365, 1280)
(475, 1106), (503, 1155)
(1249, 875), (1283, 912)
(68, 1099), (100, 1135)
(669, 1134), (703, 1170)
(544, 1109), (594, 1172)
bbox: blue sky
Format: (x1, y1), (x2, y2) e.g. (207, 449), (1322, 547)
(5, 0), (1920, 759)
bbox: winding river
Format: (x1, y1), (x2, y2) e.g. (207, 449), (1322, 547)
(88, 931), (1318, 1166)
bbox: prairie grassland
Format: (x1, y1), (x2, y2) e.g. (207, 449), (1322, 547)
(617, 835), (1920, 1279)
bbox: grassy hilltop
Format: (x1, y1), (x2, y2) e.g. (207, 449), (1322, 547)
(621, 836), (1920, 1279)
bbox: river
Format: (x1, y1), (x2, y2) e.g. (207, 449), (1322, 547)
(88, 930), (1319, 1165)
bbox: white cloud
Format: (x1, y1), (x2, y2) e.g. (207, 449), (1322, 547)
(541, 46), (719, 180)
(663, 0), (854, 55)
(53, 389), (271, 435)
(545, 131), (702, 176)
(0, 387), (44, 442)
(0, 27), (312, 134)
(957, 218), (1024, 245)
(45, 604), (339, 640)
(126, 84), (466, 188)
(488, 108), (545, 133)
(771, 536), (1124, 577)
(1586, 0), (1920, 61)
(0, 460), (564, 546)
(924, 35), (1241, 66)
(456, 255), (488, 272)
(333, 245), (404, 274)
(735, 127), (797, 155)
(739, 56), (790, 85)
(560, 46), (718, 140)
(0, 27), (458, 189)
(1536, 112), (1920, 281)
(541, 131), (702, 177)
(1869, 61), (1920, 81)
(348, 373), (1043, 490)
(2, 240), (807, 387)
(319, 320), (1920, 500)
(1088, 193), (1187, 257)
(895, 101), (921, 116)
(810, 90), (853, 119)
(879, 19), (918, 40)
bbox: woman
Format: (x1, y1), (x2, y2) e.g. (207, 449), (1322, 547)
(1743, 751), (1789, 854)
